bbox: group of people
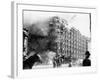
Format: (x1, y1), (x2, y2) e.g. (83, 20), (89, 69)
(52, 51), (91, 68)
(53, 55), (63, 68)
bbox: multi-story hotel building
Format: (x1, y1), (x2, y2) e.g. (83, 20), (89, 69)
(49, 16), (91, 59)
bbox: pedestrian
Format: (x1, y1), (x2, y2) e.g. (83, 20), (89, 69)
(53, 57), (56, 68)
(82, 51), (91, 66)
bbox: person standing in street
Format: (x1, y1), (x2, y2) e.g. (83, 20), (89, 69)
(82, 51), (91, 66)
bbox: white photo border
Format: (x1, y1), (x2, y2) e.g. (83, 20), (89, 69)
(11, 2), (97, 78)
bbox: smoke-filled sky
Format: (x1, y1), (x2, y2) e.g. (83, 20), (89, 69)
(23, 10), (90, 38)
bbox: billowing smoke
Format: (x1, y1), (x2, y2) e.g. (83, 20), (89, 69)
(28, 19), (50, 36)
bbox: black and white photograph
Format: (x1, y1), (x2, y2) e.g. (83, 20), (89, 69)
(23, 10), (91, 69)
(11, 2), (97, 78)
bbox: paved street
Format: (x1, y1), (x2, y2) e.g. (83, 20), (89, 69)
(32, 63), (82, 69)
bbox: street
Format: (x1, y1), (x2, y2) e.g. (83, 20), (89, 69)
(32, 62), (82, 69)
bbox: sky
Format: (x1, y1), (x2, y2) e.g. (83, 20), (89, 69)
(23, 10), (91, 38)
